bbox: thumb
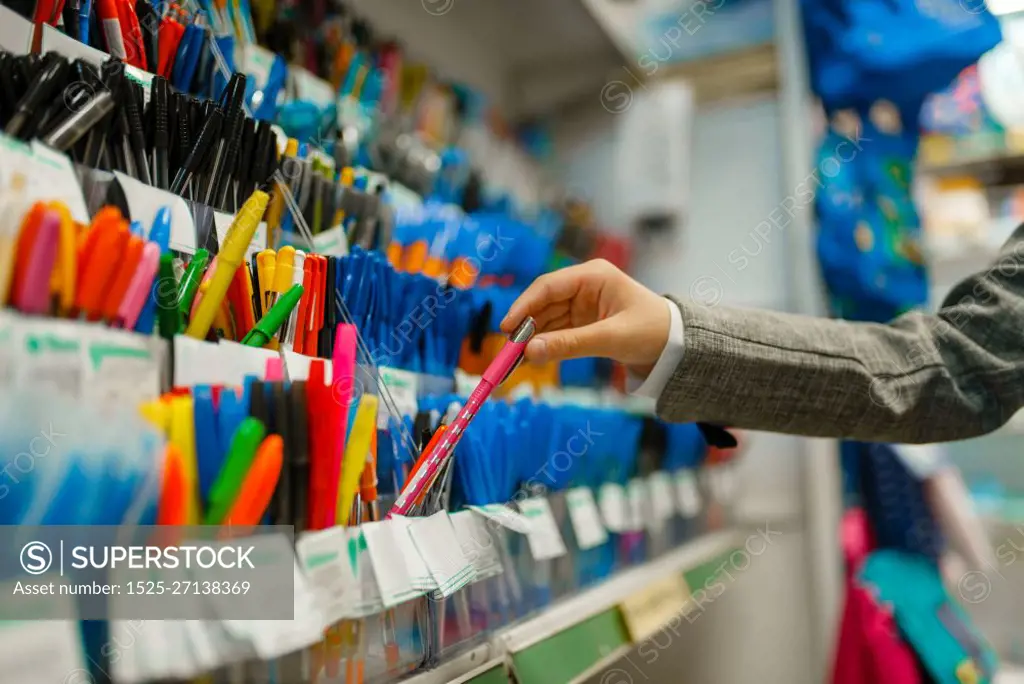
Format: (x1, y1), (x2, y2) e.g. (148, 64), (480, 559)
(525, 318), (620, 364)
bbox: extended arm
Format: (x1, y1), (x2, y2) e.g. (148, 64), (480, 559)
(658, 225), (1024, 443)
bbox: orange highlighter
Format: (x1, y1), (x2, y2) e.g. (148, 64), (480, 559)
(222, 435), (284, 527)
(157, 444), (188, 526)
(76, 211), (129, 320)
(101, 234), (144, 322)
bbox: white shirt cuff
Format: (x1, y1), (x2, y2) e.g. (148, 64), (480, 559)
(627, 297), (684, 400)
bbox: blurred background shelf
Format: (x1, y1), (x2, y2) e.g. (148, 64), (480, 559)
(919, 132), (1024, 180)
(342, 0), (631, 119)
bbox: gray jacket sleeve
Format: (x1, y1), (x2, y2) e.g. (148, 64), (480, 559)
(656, 224), (1024, 443)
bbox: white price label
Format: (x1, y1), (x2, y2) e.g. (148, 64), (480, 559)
(519, 496), (568, 560)
(214, 212), (266, 261)
(0, 6), (31, 53)
(13, 319), (85, 399)
(468, 503), (532, 534)
(40, 24), (107, 65)
(363, 519), (426, 608)
(84, 328), (163, 408)
(599, 483), (630, 533)
(648, 472), (677, 521)
(116, 172), (197, 254)
(0, 619), (87, 684)
(450, 510), (503, 578)
(566, 487), (609, 550)
(219, 535), (325, 659)
(243, 43), (277, 90)
(282, 350), (332, 383)
(378, 366), (419, 429)
(28, 141), (90, 224)
(626, 479), (647, 532)
(675, 470), (702, 518)
(410, 512), (475, 597)
(224, 564), (324, 659)
(296, 527), (357, 625)
(389, 515), (437, 592)
(312, 224), (349, 256)
(218, 341), (280, 381)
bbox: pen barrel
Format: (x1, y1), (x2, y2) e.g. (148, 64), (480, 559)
(186, 267), (235, 339)
(41, 93), (115, 151)
(124, 84), (151, 184)
(153, 149), (169, 190)
(3, 111), (29, 138)
(214, 120), (244, 209)
(202, 139), (227, 206)
(283, 307), (300, 349)
(187, 191), (269, 338)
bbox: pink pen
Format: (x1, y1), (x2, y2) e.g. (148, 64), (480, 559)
(265, 357), (285, 381)
(389, 316), (536, 517)
(114, 242), (160, 329)
(15, 210), (60, 315)
(327, 323), (357, 526)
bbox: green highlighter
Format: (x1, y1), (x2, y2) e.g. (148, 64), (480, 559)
(156, 254), (184, 339)
(177, 248), (209, 318)
(241, 283), (303, 348)
(205, 417), (265, 525)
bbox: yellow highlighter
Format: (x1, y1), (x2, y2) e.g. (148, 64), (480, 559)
(255, 249), (277, 315)
(337, 396), (378, 526)
(138, 399), (169, 432)
(269, 246), (295, 309)
(186, 190), (269, 340)
(168, 395), (200, 524)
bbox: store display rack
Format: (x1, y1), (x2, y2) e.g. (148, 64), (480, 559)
(918, 132), (1024, 178)
(401, 529), (742, 684)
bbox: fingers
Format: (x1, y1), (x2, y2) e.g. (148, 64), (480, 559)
(532, 302), (571, 332)
(501, 263), (591, 333)
(524, 317), (619, 364)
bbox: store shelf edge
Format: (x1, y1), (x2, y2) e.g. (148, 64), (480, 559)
(499, 529), (742, 652)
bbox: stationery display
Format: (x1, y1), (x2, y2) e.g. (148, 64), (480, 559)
(0, 3), (746, 682)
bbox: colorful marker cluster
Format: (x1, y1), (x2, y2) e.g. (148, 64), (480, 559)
(1, 197), (175, 334)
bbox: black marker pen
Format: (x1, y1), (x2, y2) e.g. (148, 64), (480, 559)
(41, 90), (115, 152)
(233, 117), (256, 213)
(170, 107), (223, 197)
(150, 76), (170, 190)
(203, 73), (245, 207)
(81, 60), (124, 169)
(5, 54), (69, 139)
(125, 81), (151, 184)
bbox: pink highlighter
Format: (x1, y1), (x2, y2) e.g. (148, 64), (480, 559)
(389, 316), (536, 517)
(114, 242), (160, 329)
(15, 210), (59, 315)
